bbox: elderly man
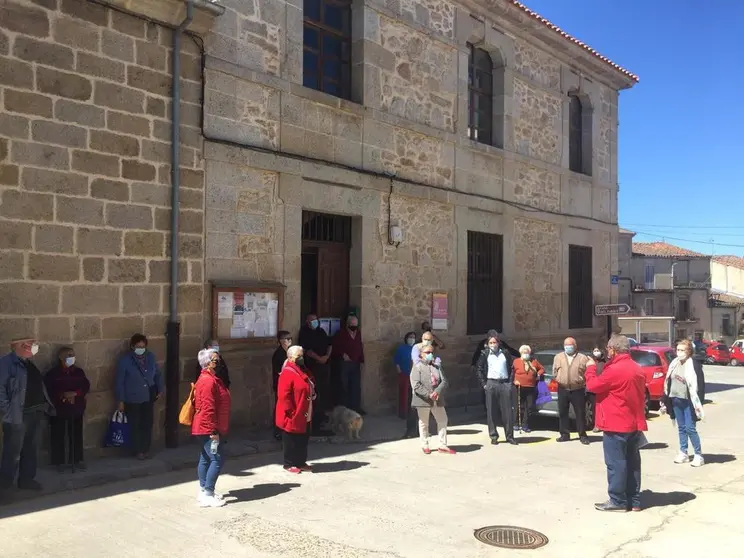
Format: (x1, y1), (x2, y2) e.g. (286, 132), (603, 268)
(586, 334), (647, 512)
(411, 330), (440, 366)
(553, 337), (592, 445)
(476, 330), (516, 445)
(332, 314), (365, 414)
(0, 338), (55, 494)
(298, 313), (333, 435)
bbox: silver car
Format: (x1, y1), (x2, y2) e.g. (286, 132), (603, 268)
(532, 349), (595, 430)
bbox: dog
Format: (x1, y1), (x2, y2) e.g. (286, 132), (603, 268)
(327, 405), (363, 440)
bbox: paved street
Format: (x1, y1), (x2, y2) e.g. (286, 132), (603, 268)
(1, 364), (742, 557)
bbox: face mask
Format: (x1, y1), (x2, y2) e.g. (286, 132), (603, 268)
(423, 339), (433, 346)
(65, 356), (75, 367)
(30, 343), (39, 356)
(424, 353), (434, 362)
(134, 347), (146, 356)
(677, 351), (687, 360)
(488, 344), (498, 352)
(593, 351), (602, 359)
(564, 346), (575, 355)
(348, 325), (358, 331)
(295, 357), (305, 367)
(406, 338), (415, 346)
(310, 319), (319, 329)
(521, 354), (530, 361)
(211, 345), (220, 353)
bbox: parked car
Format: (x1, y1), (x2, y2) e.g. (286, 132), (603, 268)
(629, 346), (675, 414)
(533, 349), (595, 430)
(729, 339), (744, 366)
(705, 342), (730, 365)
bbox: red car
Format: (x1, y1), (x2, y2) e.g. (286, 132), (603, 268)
(629, 346), (676, 413)
(705, 342), (730, 365)
(730, 339), (744, 366)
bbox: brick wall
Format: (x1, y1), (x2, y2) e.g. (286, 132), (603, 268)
(0, 0), (205, 450)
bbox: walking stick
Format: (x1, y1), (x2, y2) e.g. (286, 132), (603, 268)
(516, 384), (521, 435)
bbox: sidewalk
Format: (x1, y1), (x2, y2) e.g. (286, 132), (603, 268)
(2, 406), (484, 505)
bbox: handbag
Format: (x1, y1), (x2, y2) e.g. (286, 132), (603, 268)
(179, 383), (196, 426)
(535, 379), (552, 406)
(104, 410), (130, 448)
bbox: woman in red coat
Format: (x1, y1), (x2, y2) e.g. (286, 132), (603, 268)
(275, 346), (316, 474)
(192, 348), (231, 507)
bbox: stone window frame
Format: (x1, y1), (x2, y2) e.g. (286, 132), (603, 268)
(467, 44), (494, 145)
(561, 68), (599, 178)
(302, 0), (353, 100)
(457, 18), (514, 150)
(567, 243), (594, 329)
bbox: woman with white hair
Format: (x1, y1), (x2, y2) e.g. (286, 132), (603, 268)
(511, 345), (544, 433)
(192, 348), (232, 507)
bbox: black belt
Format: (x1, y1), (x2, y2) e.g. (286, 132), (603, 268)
(487, 378), (510, 384)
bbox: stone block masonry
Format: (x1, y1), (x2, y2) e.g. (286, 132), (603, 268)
(0, 0), (205, 452)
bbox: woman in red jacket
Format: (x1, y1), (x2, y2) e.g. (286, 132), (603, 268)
(192, 348), (231, 507)
(276, 346), (316, 474)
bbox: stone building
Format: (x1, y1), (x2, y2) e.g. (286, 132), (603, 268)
(0, 0), (636, 453)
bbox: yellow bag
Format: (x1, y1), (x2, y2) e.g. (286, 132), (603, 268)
(178, 383), (196, 426)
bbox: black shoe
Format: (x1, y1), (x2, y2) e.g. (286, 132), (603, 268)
(580, 437), (590, 446)
(17, 480), (42, 491)
(556, 436), (570, 443)
(490, 438), (499, 445)
(595, 500), (627, 512)
(506, 439), (518, 445)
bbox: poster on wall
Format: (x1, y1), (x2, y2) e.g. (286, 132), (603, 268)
(213, 285), (283, 343)
(431, 292), (448, 330)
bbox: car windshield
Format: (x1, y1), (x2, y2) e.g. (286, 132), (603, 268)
(630, 351), (661, 367)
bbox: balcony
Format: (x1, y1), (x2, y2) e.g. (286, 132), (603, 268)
(674, 280), (711, 289)
(675, 312), (698, 323)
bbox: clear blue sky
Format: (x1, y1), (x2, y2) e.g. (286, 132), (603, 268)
(524, 0), (744, 257)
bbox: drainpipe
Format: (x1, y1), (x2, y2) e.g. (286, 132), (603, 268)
(165, 0), (195, 449)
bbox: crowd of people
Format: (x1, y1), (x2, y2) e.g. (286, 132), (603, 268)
(0, 315), (708, 512)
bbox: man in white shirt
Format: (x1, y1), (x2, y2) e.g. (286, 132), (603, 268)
(475, 330), (516, 445)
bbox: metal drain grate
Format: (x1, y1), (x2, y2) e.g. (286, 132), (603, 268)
(474, 526), (549, 549)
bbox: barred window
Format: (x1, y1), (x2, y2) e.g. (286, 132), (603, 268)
(303, 0), (352, 99)
(568, 244), (593, 328)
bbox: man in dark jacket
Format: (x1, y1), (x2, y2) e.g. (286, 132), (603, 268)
(586, 334), (647, 512)
(271, 331), (292, 440)
(298, 313), (333, 435)
(476, 330), (516, 445)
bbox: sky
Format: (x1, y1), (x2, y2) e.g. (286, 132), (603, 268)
(524, 0), (744, 257)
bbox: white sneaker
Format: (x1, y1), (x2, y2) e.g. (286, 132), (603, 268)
(674, 452), (690, 464)
(198, 488), (224, 500)
(199, 493), (226, 508)
(691, 454), (705, 467)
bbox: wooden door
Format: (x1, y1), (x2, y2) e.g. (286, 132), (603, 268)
(316, 243), (349, 318)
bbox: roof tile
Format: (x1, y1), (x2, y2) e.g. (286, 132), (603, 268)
(712, 255), (744, 271)
(632, 242), (706, 258)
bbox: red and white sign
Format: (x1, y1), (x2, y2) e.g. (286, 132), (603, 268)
(432, 292), (448, 330)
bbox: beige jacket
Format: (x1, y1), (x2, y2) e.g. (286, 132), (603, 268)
(552, 352), (592, 390)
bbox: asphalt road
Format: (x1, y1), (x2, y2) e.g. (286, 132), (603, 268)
(1, 364), (742, 557)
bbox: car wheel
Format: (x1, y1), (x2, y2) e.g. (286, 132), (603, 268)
(731, 358), (739, 366)
(644, 390), (650, 417)
(585, 398), (595, 431)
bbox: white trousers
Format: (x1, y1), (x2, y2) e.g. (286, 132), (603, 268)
(416, 406), (448, 448)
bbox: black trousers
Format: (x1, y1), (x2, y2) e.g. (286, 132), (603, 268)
(516, 386), (536, 429)
(125, 401), (154, 455)
(558, 387), (587, 438)
(282, 426), (309, 468)
(49, 415), (84, 465)
(308, 362), (331, 423)
(485, 380), (514, 441)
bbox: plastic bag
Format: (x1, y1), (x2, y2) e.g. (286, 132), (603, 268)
(535, 379), (552, 406)
(104, 410), (130, 448)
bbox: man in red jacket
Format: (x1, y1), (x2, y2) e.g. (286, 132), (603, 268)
(586, 334), (648, 512)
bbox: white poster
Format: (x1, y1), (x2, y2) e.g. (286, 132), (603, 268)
(217, 293), (233, 318)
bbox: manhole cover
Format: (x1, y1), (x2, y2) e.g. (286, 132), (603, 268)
(474, 526), (549, 549)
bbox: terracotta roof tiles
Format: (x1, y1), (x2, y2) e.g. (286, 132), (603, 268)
(632, 242), (706, 258)
(712, 255), (744, 271)
(509, 1), (639, 83)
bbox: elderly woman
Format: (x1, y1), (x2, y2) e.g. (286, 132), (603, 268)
(192, 348), (231, 507)
(661, 339), (705, 467)
(45, 347), (91, 472)
(276, 346), (316, 474)
(193, 338), (230, 389)
(410, 344), (455, 455)
(115, 334), (163, 460)
(512, 345), (544, 434)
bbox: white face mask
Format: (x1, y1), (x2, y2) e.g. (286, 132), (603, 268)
(520, 353), (530, 360)
(677, 350), (687, 360)
(211, 345), (220, 353)
(65, 356), (76, 367)
(30, 343), (39, 356)
(593, 351), (602, 358)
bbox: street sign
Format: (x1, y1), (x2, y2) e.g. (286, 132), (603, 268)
(595, 303), (630, 316)
(611, 275), (619, 285)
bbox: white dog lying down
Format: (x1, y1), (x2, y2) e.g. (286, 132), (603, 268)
(327, 405), (363, 440)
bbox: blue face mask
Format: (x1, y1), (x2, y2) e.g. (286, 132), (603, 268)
(211, 345), (220, 353)
(65, 356), (76, 367)
(424, 353), (434, 362)
(406, 338), (415, 346)
(564, 346), (575, 355)
(310, 319), (319, 329)
(134, 347), (146, 356)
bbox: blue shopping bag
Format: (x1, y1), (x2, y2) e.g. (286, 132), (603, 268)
(535, 380), (552, 407)
(104, 410), (131, 448)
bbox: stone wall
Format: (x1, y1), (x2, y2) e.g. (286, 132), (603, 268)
(0, 0), (205, 450)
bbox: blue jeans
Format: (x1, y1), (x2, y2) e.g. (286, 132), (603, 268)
(671, 397), (702, 455)
(0, 411), (42, 489)
(340, 361), (362, 412)
(603, 431), (642, 508)
(197, 435), (225, 495)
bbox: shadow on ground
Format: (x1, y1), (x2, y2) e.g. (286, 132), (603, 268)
(640, 442), (669, 450)
(448, 444), (482, 453)
(227, 483), (301, 503)
(703, 454), (737, 465)
(640, 490), (696, 509)
(706, 383), (743, 395)
(447, 429), (482, 435)
(310, 460), (369, 473)
(514, 436), (549, 444)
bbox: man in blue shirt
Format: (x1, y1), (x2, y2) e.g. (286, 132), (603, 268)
(0, 338), (54, 495)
